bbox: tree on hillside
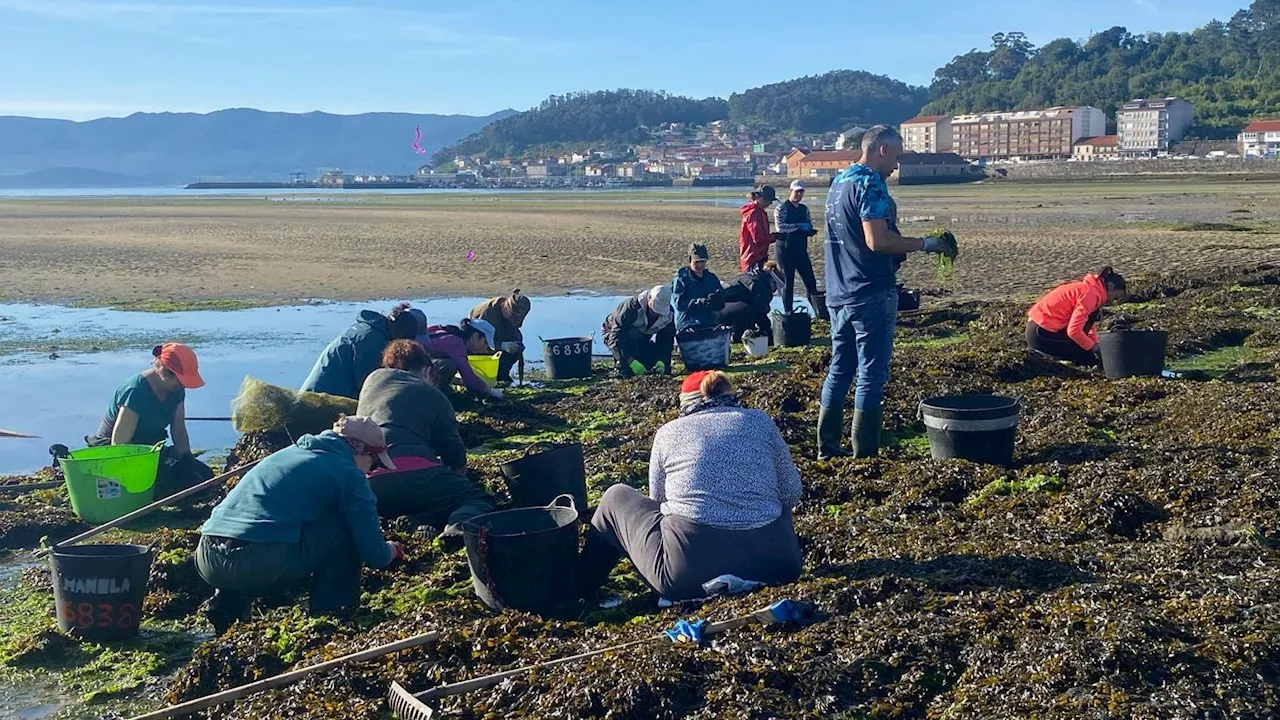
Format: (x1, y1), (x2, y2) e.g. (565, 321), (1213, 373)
(727, 70), (928, 133)
(432, 90), (728, 163)
(923, 0), (1280, 134)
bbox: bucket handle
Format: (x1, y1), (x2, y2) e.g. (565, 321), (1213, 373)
(151, 441), (166, 453)
(547, 493), (578, 513)
(521, 441), (559, 458)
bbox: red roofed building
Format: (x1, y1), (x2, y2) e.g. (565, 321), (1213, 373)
(900, 115), (953, 153)
(785, 148), (862, 177)
(1073, 135), (1119, 161)
(1239, 120), (1280, 158)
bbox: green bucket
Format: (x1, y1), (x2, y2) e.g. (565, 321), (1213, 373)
(59, 445), (161, 524)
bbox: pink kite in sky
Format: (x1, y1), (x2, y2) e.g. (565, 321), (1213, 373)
(412, 125), (425, 154)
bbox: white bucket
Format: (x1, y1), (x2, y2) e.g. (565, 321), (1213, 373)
(743, 335), (769, 358)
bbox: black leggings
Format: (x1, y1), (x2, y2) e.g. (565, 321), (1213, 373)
(1026, 321), (1099, 366)
(776, 239), (819, 314)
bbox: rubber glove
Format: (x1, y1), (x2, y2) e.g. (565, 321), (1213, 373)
(488, 387), (504, 399)
(707, 290), (726, 311)
(653, 360), (666, 374)
(628, 359), (647, 376)
(922, 232), (960, 259)
(664, 618), (709, 645)
(797, 222), (812, 232)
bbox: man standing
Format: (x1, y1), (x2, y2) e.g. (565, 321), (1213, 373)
(738, 185), (777, 272)
(773, 180), (821, 314)
(817, 126), (957, 459)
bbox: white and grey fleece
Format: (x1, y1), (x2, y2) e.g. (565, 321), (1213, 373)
(647, 405), (802, 530)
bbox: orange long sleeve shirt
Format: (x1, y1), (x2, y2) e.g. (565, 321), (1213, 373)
(1027, 273), (1106, 352)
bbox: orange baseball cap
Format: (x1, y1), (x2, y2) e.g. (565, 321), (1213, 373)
(152, 343), (205, 389)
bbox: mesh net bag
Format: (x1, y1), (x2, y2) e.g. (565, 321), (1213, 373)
(230, 376), (357, 437)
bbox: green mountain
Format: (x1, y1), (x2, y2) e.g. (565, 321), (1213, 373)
(437, 72), (929, 162)
(728, 70), (929, 133)
(925, 0), (1280, 134)
(439, 90), (728, 162)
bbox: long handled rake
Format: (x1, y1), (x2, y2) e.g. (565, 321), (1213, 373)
(388, 602), (808, 720)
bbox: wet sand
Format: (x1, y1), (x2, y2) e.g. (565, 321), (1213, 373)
(3, 180), (1280, 306)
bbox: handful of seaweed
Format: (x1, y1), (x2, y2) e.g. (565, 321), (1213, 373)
(926, 228), (960, 286)
(230, 376), (356, 436)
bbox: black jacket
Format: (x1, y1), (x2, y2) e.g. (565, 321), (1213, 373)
(722, 269), (774, 316)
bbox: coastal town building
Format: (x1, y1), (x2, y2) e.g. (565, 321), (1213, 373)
(1238, 121), (1280, 158)
(896, 153), (977, 184)
(900, 116), (953, 153)
(835, 127), (868, 150)
(785, 149), (861, 177)
(1073, 135), (1119, 161)
(951, 106), (1106, 162)
(1117, 97), (1194, 156)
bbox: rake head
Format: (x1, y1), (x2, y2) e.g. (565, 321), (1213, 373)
(388, 681), (436, 720)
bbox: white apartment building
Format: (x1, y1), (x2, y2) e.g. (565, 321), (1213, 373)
(1116, 98), (1194, 155)
(899, 115), (953, 153)
(1239, 121), (1280, 158)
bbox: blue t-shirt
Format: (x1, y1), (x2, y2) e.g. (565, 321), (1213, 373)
(90, 374), (184, 446)
(823, 163), (904, 307)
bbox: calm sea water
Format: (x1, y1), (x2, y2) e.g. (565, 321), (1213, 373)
(0, 296), (627, 474)
(0, 186), (743, 199)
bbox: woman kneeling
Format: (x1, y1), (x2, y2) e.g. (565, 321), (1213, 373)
(579, 370), (803, 601)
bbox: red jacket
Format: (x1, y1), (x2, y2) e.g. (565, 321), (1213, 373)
(1027, 273), (1106, 351)
(738, 201), (774, 271)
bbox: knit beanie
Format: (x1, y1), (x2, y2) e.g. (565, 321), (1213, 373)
(679, 370), (712, 409)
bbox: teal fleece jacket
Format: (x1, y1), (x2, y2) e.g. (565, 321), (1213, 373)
(200, 431), (393, 568)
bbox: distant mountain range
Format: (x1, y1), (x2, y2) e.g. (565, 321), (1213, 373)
(0, 108), (515, 187)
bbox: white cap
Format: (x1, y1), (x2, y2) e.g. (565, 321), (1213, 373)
(648, 285), (672, 315)
(467, 317), (497, 351)
(789, 180), (806, 191)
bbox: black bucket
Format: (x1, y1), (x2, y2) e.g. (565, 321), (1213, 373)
(919, 395), (1020, 466)
(810, 292), (830, 321)
(542, 337), (593, 380)
(499, 442), (588, 517)
(1098, 330), (1167, 380)
(772, 310), (812, 347)
(677, 327), (731, 371)
(897, 285), (921, 312)
(463, 494), (580, 614)
(50, 544), (153, 640)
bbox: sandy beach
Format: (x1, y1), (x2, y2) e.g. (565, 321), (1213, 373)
(3, 181), (1280, 307)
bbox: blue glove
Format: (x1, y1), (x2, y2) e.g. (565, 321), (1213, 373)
(797, 222), (813, 232)
(664, 618), (709, 645)
(754, 598), (823, 627)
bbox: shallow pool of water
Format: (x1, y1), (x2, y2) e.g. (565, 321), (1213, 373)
(0, 296), (629, 474)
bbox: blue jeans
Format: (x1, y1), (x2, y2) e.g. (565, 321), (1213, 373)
(820, 288), (898, 412)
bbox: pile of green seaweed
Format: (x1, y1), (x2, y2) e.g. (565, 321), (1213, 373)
(5, 263), (1280, 719)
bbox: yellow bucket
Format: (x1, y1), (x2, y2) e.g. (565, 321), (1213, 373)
(467, 353), (502, 386)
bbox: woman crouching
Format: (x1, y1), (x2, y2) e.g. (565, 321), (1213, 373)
(579, 370), (803, 601)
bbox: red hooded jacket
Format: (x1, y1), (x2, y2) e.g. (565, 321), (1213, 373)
(1027, 273), (1107, 351)
(739, 201), (774, 271)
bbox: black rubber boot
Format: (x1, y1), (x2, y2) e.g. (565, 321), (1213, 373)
(817, 406), (852, 460)
(206, 589), (251, 636)
(851, 407), (883, 459)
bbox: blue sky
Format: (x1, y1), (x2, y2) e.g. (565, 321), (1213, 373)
(0, 0), (1251, 121)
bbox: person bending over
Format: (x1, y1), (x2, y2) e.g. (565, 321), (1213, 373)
(417, 318), (502, 399)
(196, 416), (405, 635)
(603, 285), (675, 378)
(357, 340), (495, 546)
(578, 370), (803, 602)
(1026, 267), (1128, 366)
(301, 303), (424, 399)
(469, 290), (531, 383)
(86, 343), (213, 496)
